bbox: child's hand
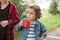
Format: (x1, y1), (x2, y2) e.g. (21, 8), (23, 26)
(41, 37), (45, 40)
(18, 21), (23, 28)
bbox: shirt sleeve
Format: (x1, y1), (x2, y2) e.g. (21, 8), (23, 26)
(12, 6), (20, 25)
(14, 24), (19, 32)
(14, 18), (27, 32)
(39, 23), (47, 38)
(9, 5), (20, 26)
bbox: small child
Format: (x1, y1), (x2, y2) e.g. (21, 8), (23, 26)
(15, 5), (47, 40)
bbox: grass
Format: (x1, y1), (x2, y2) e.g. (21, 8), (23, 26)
(14, 10), (60, 40)
(14, 32), (21, 40)
(40, 10), (60, 33)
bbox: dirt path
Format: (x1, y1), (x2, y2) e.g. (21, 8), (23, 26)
(45, 27), (60, 40)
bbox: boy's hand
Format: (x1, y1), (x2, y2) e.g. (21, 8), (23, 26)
(18, 21), (23, 28)
(41, 36), (45, 40)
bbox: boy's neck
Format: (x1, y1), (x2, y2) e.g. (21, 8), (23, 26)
(29, 19), (36, 24)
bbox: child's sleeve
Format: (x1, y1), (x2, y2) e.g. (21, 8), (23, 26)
(14, 18), (27, 32)
(14, 24), (23, 32)
(39, 23), (47, 38)
(14, 24), (19, 32)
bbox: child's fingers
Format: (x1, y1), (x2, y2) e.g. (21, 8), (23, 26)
(18, 21), (23, 27)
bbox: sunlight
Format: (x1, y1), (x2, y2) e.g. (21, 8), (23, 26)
(35, 0), (51, 9)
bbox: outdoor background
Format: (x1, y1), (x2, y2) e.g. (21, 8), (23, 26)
(11, 0), (60, 40)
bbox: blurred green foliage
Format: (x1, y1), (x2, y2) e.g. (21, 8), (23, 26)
(49, 0), (59, 15)
(12, 0), (28, 19)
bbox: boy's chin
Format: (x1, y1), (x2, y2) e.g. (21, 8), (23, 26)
(27, 18), (33, 21)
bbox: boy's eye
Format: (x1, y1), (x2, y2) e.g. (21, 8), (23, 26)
(30, 13), (33, 14)
(26, 11), (29, 13)
(26, 11), (33, 15)
(27, 11), (32, 14)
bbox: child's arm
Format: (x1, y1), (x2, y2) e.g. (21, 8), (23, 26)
(18, 21), (23, 28)
(14, 24), (19, 32)
(40, 23), (47, 40)
(14, 21), (23, 32)
(14, 18), (27, 31)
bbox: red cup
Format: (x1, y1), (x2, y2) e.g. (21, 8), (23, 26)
(23, 20), (30, 28)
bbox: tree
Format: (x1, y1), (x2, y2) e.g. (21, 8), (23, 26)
(57, 0), (60, 14)
(12, 0), (28, 19)
(49, 0), (58, 15)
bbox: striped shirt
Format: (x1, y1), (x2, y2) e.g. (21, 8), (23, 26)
(26, 21), (36, 40)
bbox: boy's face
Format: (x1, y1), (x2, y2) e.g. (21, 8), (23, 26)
(26, 8), (36, 21)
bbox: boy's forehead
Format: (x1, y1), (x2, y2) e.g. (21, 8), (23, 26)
(27, 8), (33, 11)
(27, 8), (35, 13)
